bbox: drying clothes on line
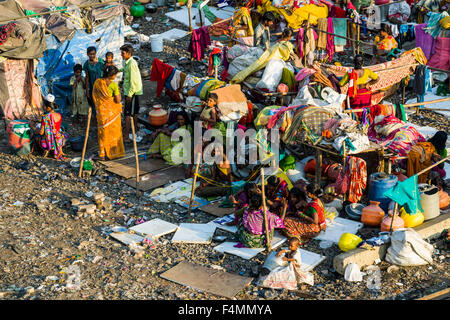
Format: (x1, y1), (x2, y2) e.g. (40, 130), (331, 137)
(187, 78), (225, 100)
(332, 132), (371, 155)
(398, 24), (415, 48)
(296, 27), (318, 65)
(388, 2), (411, 24)
(165, 69), (186, 92)
(326, 18), (334, 62)
(188, 26), (211, 61)
(232, 7), (254, 38)
(150, 58), (174, 97)
(407, 142), (437, 184)
(208, 47), (223, 76)
(427, 37), (450, 71)
(332, 18), (347, 47)
(317, 18), (328, 49)
(424, 11), (449, 38)
(346, 156), (367, 203)
(0, 22), (16, 45)
(415, 24), (436, 60)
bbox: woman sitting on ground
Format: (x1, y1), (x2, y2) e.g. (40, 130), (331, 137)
(237, 194), (285, 248)
(265, 175), (290, 213)
(229, 182), (261, 225)
(148, 111), (192, 166)
(282, 184), (327, 245)
(281, 187), (308, 219)
(407, 131), (448, 184)
(35, 94), (68, 160)
(91, 65), (125, 161)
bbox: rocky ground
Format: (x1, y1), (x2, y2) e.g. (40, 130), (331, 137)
(0, 3), (449, 301)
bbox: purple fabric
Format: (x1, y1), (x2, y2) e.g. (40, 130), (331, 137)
(327, 18), (334, 62)
(188, 27), (211, 61)
(415, 24), (436, 60)
(236, 191), (248, 209)
(242, 208), (284, 235)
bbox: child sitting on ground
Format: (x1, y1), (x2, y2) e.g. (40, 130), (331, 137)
(276, 237), (301, 265)
(70, 64), (90, 125)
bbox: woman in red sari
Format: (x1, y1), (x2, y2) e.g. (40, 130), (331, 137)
(282, 184), (326, 245)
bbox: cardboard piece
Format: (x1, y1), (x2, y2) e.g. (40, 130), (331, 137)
(105, 159), (170, 179)
(199, 202), (235, 217)
(160, 261), (253, 299)
(207, 214), (237, 233)
(315, 217), (364, 243)
(124, 165), (186, 191)
(171, 223), (217, 244)
(129, 218), (179, 238)
(165, 6), (234, 28)
(213, 231), (287, 260)
(109, 232), (144, 245)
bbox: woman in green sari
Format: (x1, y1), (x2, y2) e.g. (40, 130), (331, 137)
(148, 111), (192, 165)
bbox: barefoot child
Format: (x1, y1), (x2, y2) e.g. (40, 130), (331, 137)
(70, 64), (90, 125)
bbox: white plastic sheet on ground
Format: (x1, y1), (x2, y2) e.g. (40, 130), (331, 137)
(315, 217), (364, 244)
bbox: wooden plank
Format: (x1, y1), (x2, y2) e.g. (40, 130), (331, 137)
(160, 261), (253, 299)
(105, 159), (170, 179)
(124, 165), (186, 191)
(198, 202), (235, 217)
(416, 288), (450, 300)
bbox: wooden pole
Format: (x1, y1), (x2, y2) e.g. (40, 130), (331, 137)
(389, 202), (398, 234)
(130, 119), (140, 196)
(315, 149), (322, 189)
(351, 21), (355, 57)
(357, 24), (360, 55)
(261, 168), (272, 253)
(188, 152), (202, 217)
(214, 65), (218, 80)
(78, 108), (92, 178)
(343, 97), (450, 114)
(304, 14), (311, 68)
(198, 3), (204, 28)
(188, 4), (193, 31)
(416, 156), (450, 177)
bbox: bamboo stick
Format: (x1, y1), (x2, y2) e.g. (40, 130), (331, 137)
(389, 202), (398, 234)
(188, 152), (202, 218)
(416, 156), (450, 177)
(261, 168), (271, 253)
(357, 24), (360, 55)
(130, 119), (140, 196)
(78, 108), (92, 178)
(343, 97), (450, 114)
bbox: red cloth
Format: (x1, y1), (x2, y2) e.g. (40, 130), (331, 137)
(348, 69), (358, 98)
(427, 37), (450, 71)
(208, 47), (222, 76)
(150, 58), (174, 97)
(238, 101), (254, 126)
(188, 26), (211, 61)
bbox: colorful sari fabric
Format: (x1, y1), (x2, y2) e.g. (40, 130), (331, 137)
(241, 208), (284, 235)
(92, 79), (125, 160)
(0, 22), (16, 45)
(237, 224), (273, 248)
(305, 198), (326, 230)
(282, 215), (321, 245)
(39, 113), (67, 160)
(148, 125), (193, 165)
(346, 156), (367, 203)
(377, 36), (398, 51)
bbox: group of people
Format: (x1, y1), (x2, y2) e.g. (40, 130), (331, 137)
(227, 176), (327, 249)
(34, 44), (143, 161)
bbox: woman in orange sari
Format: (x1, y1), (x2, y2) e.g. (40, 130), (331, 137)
(92, 65), (125, 160)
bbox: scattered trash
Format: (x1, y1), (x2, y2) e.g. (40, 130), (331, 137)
(319, 240), (333, 249)
(344, 263), (362, 282)
(12, 201), (24, 206)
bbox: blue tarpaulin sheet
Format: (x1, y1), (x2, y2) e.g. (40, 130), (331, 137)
(36, 16), (125, 115)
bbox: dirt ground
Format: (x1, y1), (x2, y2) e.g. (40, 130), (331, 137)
(0, 3), (449, 300)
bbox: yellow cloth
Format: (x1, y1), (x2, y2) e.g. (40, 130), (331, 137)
(258, 0), (328, 29)
(92, 79), (125, 160)
(376, 36), (398, 51)
(339, 69), (379, 87)
(233, 7), (254, 37)
(231, 41), (294, 83)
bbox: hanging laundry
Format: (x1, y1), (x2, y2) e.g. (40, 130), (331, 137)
(415, 23), (436, 60)
(317, 18), (328, 50)
(424, 11), (449, 38)
(346, 156), (367, 203)
(326, 18), (334, 62)
(150, 58), (174, 97)
(332, 18), (347, 48)
(188, 26), (211, 61)
(208, 47), (223, 77)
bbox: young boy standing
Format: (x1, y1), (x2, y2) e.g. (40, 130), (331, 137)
(120, 44), (142, 143)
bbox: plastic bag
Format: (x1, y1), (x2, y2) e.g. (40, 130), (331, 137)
(258, 263), (298, 290)
(385, 228), (434, 266)
(256, 59), (286, 92)
(344, 263), (362, 282)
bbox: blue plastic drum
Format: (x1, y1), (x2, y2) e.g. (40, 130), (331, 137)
(368, 173), (398, 212)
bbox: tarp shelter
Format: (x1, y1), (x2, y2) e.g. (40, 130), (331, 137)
(35, 3), (127, 114)
(0, 0), (47, 121)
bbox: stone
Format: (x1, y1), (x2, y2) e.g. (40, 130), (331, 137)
(78, 204), (96, 214)
(387, 265), (399, 274)
(71, 198), (82, 206)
